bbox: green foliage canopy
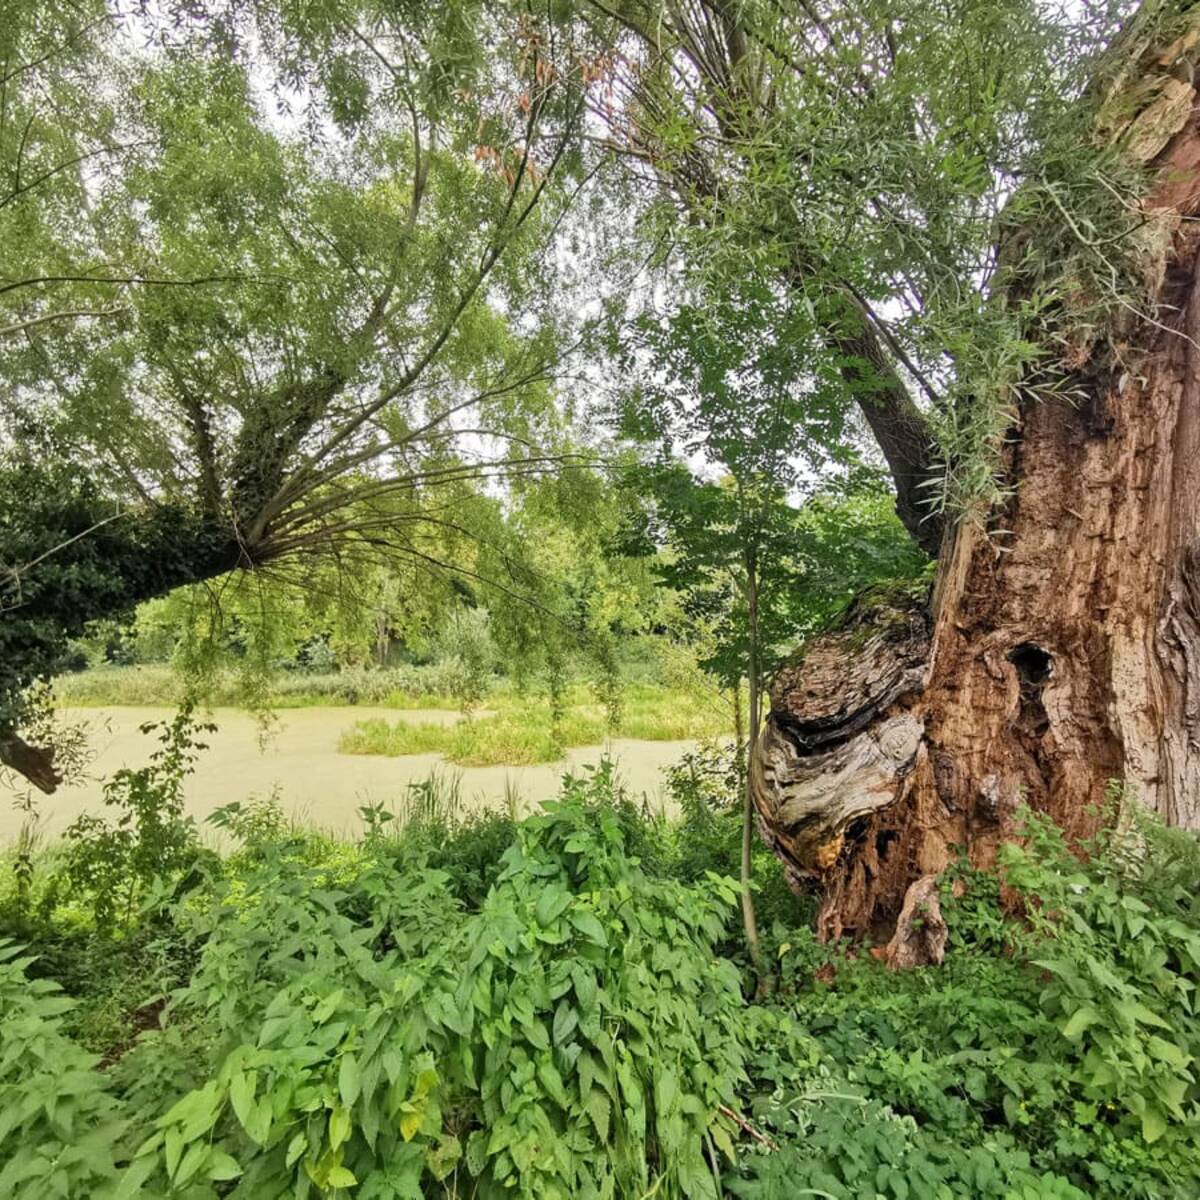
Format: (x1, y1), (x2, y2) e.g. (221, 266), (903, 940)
(617, 269), (926, 690)
(0, 0), (621, 762)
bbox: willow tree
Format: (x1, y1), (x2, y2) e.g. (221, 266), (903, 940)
(586, 0), (1200, 939)
(0, 0), (610, 787)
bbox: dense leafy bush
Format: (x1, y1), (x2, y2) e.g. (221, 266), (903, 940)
(0, 942), (130, 1198)
(667, 741), (814, 955)
(4, 757), (1200, 1199)
(62, 705), (211, 929)
(727, 805), (1200, 1200)
(2, 765), (764, 1198)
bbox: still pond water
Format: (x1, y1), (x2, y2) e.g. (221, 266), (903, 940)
(2, 706), (695, 843)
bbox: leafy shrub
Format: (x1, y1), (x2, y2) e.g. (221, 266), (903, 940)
(666, 742), (810, 958)
(995, 807), (1200, 1189)
(752, 803), (1200, 1200)
(207, 790), (291, 855)
(100, 771), (748, 1197)
(727, 1101), (1092, 1199)
(433, 607), (498, 714)
(8, 758), (1200, 1200)
(0, 942), (131, 1198)
(377, 786), (519, 909)
(61, 705), (209, 929)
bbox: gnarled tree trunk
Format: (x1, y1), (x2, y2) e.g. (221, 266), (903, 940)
(752, 17), (1200, 939)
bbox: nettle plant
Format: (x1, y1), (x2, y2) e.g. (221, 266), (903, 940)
(109, 768), (754, 1198)
(0, 941), (130, 1199)
(997, 805), (1200, 1155)
(728, 798), (1200, 1200)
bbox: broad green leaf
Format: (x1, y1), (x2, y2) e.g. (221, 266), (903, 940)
(339, 1054), (362, 1108)
(585, 1091), (611, 1143)
(330, 1105), (352, 1152)
(229, 1071), (257, 1133)
(569, 911), (607, 947)
(1141, 1105), (1168, 1143)
(1060, 1006), (1100, 1040)
(207, 1150), (242, 1181)
(536, 888), (571, 928)
(327, 1164), (358, 1187)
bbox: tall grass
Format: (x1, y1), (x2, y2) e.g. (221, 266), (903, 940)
(57, 666), (732, 766)
(339, 686), (729, 766)
(55, 664), (466, 710)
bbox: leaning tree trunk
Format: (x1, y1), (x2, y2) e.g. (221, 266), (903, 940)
(752, 14), (1200, 942)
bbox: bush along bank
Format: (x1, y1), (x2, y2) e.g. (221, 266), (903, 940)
(2, 736), (1200, 1197)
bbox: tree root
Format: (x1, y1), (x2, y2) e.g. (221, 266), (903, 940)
(883, 875), (948, 969)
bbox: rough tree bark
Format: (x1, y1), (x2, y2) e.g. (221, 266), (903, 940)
(740, 552), (763, 972)
(752, 13), (1200, 941)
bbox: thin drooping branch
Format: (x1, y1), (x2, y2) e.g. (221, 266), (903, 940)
(841, 281), (942, 407)
(588, 0), (945, 553)
(0, 138), (152, 212)
(0, 304), (124, 338)
(269, 351), (565, 509)
(262, 453), (600, 550)
(0, 15), (108, 88)
(245, 93), (587, 544)
(0, 272), (296, 302)
(0, 9), (610, 799)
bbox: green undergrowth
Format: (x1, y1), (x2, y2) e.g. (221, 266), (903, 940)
(56, 663), (472, 711)
(2, 728), (1200, 1199)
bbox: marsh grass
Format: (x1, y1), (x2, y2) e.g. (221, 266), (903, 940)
(54, 664), (464, 710)
(339, 684), (729, 766)
(55, 667), (731, 766)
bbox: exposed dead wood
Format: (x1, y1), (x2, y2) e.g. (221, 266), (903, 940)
(752, 13), (1200, 939)
(769, 589), (930, 748)
(750, 586), (930, 889)
(754, 713), (924, 880)
(883, 875), (947, 969)
(0, 733), (62, 793)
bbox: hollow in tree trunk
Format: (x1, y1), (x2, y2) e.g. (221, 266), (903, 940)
(751, 18), (1200, 944)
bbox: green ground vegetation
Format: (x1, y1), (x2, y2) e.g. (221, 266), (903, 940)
(338, 683), (728, 767)
(54, 664), (466, 712)
(2, 721), (1200, 1200)
(4, 3), (1196, 1197)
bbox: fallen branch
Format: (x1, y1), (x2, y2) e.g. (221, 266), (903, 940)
(718, 1103), (779, 1151)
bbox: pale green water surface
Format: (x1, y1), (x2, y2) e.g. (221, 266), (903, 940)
(2, 706), (694, 843)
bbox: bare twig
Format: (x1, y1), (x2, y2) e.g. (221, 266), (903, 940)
(717, 1104), (778, 1151)
(0, 304), (125, 338)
